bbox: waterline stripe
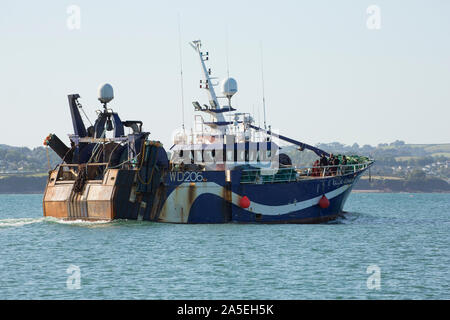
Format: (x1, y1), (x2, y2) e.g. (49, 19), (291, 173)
(233, 184), (351, 215)
(162, 182), (351, 220)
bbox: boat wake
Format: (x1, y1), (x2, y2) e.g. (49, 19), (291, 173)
(44, 217), (111, 227)
(327, 211), (362, 224)
(0, 217), (112, 228)
(0, 217), (45, 228)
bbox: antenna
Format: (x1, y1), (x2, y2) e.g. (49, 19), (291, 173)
(257, 101), (261, 129)
(252, 104), (256, 140)
(226, 26), (230, 80)
(225, 26), (232, 111)
(260, 42), (267, 130)
(178, 13), (185, 132)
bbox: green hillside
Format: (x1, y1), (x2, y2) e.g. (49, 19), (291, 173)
(0, 141), (449, 193)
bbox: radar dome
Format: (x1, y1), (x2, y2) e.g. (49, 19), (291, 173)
(98, 83), (114, 104)
(221, 77), (238, 98)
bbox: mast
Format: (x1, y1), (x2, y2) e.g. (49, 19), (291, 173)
(190, 40), (220, 110)
(189, 40), (226, 129)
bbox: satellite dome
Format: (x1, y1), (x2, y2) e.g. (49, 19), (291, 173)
(98, 83), (114, 104)
(221, 77), (238, 98)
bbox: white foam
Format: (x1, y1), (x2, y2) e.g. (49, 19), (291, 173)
(45, 217), (111, 226)
(0, 217), (112, 228)
(0, 217), (45, 228)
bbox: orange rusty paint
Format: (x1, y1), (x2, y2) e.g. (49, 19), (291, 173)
(149, 183), (165, 220)
(43, 167), (121, 221)
(158, 182), (197, 223)
(43, 201), (69, 218)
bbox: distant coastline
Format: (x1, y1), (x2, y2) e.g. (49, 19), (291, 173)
(1, 141), (449, 194)
(352, 189), (450, 194)
(0, 175), (48, 194)
(1, 174), (449, 194)
(352, 175), (450, 193)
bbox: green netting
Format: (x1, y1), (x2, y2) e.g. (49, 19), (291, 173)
(336, 154), (370, 164)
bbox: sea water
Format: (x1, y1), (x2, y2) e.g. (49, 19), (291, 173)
(0, 193), (448, 299)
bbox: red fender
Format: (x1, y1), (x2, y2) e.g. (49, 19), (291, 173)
(319, 195), (330, 209)
(240, 196), (251, 209)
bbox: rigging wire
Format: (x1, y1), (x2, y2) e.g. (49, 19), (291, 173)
(225, 25), (232, 121)
(177, 13), (186, 133)
(80, 107), (93, 127)
(75, 99), (93, 127)
(226, 26), (230, 81)
(260, 41), (267, 131)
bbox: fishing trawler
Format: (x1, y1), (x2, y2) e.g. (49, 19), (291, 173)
(43, 40), (373, 223)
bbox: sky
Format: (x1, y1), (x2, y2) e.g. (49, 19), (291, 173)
(0, 0), (449, 149)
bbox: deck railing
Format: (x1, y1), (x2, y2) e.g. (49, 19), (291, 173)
(240, 161), (373, 184)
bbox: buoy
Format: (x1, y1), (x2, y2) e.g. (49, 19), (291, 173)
(240, 196), (250, 209)
(319, 195), (330, 209)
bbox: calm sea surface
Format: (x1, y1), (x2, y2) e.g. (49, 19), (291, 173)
(0, 193), (449, 300)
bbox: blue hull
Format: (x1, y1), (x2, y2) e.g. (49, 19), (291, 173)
(154, 169), (365, 224)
